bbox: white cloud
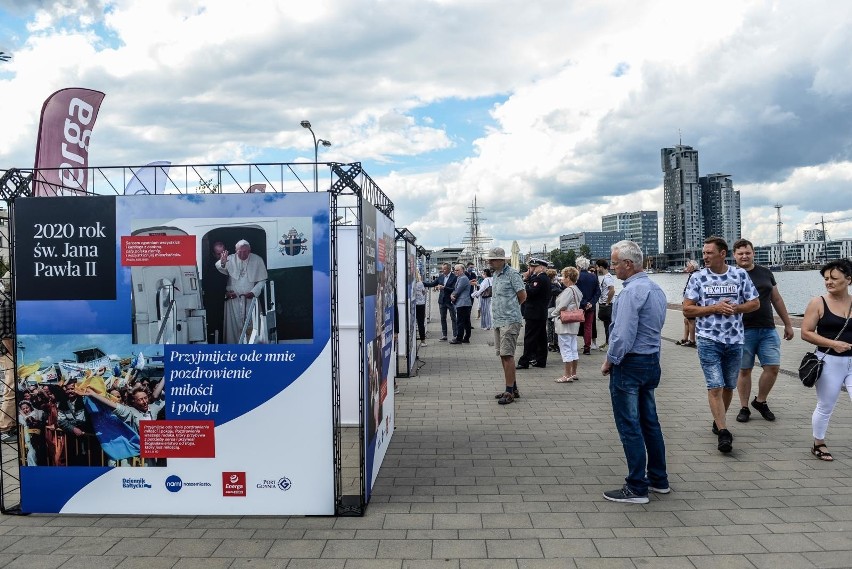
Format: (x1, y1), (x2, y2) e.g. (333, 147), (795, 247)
(2, 0), (852, 257)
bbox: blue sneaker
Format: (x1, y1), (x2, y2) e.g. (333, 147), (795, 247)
(603, 485), (649, 504)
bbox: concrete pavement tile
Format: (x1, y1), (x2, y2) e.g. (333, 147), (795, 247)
(401, 561), (460, 569)
(2, 554), (70, 569)
(137, 518), (193, 529)
(410, 504), (458, 514)
(698, 535), (767, 554)
(486, 539), (544, 559)
(713, 525), (769, 536)
(721, 509), (784, 525)
(265, 539), (326, 558)
(250, 529), (308, 540)
(516, 560), (577, 569)
(232, 517), (288, 529)
(58, 555), (123, 568)
(649, 537), (713, 556)
(158, 538), (221, 557)
(5, 527), (59, 536)
(114, 558), (178, 569)
(612, 528), (668, 538)
(432, 539), (487, 559)
(509, 529), (563, 539)
(593, 537), (655, 557)
(572, 560), (636, 569)
(803, 550), (852, 568)
(663, 526), (719, 537)
(632, 557), (698, 568)
(673, 511), (731, 526)
(797, 531), (852, 551)
(2, 536), (70, 554)
(455, 503), (503, 514)
(383, 514), (434, 530)
(55, 535), (120, 556)
(148, 529), (206, 539)
(529, 513), (583, 529)
(481, 514), (533, 529)
(376, 540), (432, 559)
(768, 507), (833, 523)
(538, 538), (598, 558)
(406, 530), (458, 540)
(625, 511), (683, 528)
(458, 529), (510, 540)
(342, 561), (399, 569)
(577, 513), (633, 529)
(816, 505), (852, 521)
(762, 522), (821, 533)
(102, 528), (159, 538)
(432, 514), (482, 530)
(743, 553), (817, 569)
(752, 532), (822, 553)
(687, 554), (758, 569)
(106, 537), (171, 557)
(171, 558), (233, 569)
(321, 539), (380, 559)
(209, 539), (273, 557)
(303, 530), (356, 540)
(356, 530), (406, 540)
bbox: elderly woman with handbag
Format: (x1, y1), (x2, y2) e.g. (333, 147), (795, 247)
(551, 266), (584, 383)
(801, 259), (852, 461)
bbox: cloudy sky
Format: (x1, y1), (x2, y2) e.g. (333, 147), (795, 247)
(2, 0), (852, 255)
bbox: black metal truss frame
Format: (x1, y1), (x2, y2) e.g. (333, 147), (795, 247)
(0, 161), (392, 518)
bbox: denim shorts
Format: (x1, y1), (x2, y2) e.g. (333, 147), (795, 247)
(696, 337), (742, 390)
(740, 327), (781, 369)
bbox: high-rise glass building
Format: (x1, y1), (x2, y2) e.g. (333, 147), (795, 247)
(700, 173), (740, 248)
(662, 145), (703, 254)
(601, 211), (659, 256)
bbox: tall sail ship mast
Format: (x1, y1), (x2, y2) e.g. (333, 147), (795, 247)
(460, 196), (492, 271)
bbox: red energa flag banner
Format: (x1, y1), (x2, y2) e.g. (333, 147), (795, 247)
(33, 88), (105, 196)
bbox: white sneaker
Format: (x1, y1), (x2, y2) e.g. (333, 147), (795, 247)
(590, 341), (599, 351)
(420, 341), (428, 347)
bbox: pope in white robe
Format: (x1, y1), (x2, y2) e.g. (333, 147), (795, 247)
(216, 239), (268, 343)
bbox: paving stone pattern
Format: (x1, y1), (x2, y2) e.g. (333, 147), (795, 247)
(1, 303), (851, 568)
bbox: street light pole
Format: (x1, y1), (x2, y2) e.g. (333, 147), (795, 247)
(300, 120), (332, 192)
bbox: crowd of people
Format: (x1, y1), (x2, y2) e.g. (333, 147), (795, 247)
(419, 237), (852, 505)
(9, 369), (165, 467)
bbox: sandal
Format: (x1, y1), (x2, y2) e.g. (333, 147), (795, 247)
(675, 339), (689, 345)
(554, 375), (573, 383)
(684, 341), (696, 347)
(812, 444), (834, 461)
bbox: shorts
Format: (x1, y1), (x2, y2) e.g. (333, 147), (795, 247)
(740, 328), (781, 369)
(696, 337), (742, 390)
(494, 322), (522, 357)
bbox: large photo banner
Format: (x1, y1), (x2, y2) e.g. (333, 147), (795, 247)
(13, 192), (334, 515)
(362, 200), (395, 500)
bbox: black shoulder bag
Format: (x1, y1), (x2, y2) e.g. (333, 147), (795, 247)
(799, 301), (852, 388)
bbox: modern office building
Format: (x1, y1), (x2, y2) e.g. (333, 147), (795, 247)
(560, 231), (626, 260)
(700, 173), (740, 247)
(428, 247), (464, 277)
(803, 229), (825, 242)
(662, 145), (703, 256)
(601, 211), (659, 256)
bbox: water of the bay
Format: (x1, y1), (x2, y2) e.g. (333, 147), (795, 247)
(611, 270), (828, 315)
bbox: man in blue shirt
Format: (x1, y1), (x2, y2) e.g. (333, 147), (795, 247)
(601, 240), (669, 504)
(484, 247), (527, 405)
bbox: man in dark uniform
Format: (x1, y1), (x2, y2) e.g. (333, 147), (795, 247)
(516, 258), (551, 369)
(424, 263), (458, 341)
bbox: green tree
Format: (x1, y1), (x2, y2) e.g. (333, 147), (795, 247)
(578, 244), (591, 259)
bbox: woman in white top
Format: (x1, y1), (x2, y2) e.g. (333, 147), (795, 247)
(471, 268), (493, 330)
(551, 267), (582, 382)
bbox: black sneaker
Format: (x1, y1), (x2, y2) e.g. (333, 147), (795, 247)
(736, 407), (751, 423)
(751, 398), (775, 421)
(603, 485), (649, 504)
(717, 429), (733, 453)
(711, 421), (720, 435)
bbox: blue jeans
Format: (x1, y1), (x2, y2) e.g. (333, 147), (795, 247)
(696, 337), (742, 390)
(609, 353), (668, 496)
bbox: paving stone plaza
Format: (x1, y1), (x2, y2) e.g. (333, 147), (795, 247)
(1, 302), (851, 569)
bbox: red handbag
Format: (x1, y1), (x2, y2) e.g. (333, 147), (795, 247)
(560, 289), (584, 323)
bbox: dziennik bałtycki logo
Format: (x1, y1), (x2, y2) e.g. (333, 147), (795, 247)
(122, 477), (152, 490)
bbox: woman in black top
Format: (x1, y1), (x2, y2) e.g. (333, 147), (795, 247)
(801, 259), (852, 461)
